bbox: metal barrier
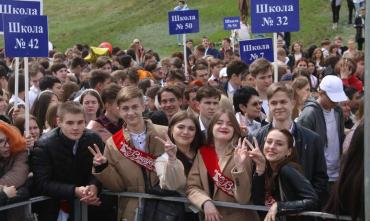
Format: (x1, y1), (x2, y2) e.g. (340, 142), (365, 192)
(0, 196), (49, 212)
(0, 196), (87, 221)
(0, 192), (352, 221)
(103, 191), (352, 221)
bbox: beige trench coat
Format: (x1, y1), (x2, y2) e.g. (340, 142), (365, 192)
(186, 145), (260, 221)
(93, 120), (167, 221)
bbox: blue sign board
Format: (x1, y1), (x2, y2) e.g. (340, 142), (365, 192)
(250, 0), (299, 33)
(239, 38), (273, 64)
(3, 14), (48, 57)
(0, 0), (42, 33)
(224, 17), (240, 30)
(168, 9), (199, 35)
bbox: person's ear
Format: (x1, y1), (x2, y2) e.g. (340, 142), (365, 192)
(239, 104), (247, 113)
(56, 117), (62, 126)
(287, 148), (292, 157)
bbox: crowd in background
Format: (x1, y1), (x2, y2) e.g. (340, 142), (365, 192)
(0, 7), (367, 220)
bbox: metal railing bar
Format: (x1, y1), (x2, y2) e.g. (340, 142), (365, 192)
(0, 196), (50, 211)
(102, 191), (352, 220)
(0, 193), (353, 221)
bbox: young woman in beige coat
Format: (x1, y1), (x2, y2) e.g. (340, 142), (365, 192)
(154, 111), (204, 221)
(186, 109), (259, 221)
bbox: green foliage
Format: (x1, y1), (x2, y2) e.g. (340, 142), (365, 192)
(44, 0), (355, 56)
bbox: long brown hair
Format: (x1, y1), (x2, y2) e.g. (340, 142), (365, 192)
(264, 129), (302, 194)
(206, 109), (240, 147)
(79, 89), (104, 117)
(168, 111), (203, 153)
(291, 76), (310, 119)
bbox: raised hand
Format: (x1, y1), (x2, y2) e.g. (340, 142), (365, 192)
(340, 58), (352, 79)
(88, 144), (107, 166)
(245, 137), (266, 174)
(25, 134), (34, 149)
(233, 138), (250, 172)
(238, 114), (249, 137)
(155, 131), (177, 161)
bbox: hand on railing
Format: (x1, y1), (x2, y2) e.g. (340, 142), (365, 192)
(75, 185), (101, 206)
(264, 202), (277, 221)
(203, 200), (223, 221)
(3, 186), (17, 198)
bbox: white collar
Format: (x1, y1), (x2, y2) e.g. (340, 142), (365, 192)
(199, 116), (206, 132)
(227, 82), (236, 93)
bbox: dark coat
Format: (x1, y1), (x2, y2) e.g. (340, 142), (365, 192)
(31, 127), (104, 221)
(253, 164), (318, 221)
(297, 98), (345, 151)
(205, 48), (221, 59)
(255, 122), (328, 207)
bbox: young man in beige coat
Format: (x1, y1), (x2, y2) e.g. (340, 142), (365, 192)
(90, 86), (170, 221)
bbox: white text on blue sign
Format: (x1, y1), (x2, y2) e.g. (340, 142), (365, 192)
(224, 17), (240, 30)
(251, 0), (299, 33)
(0, 0), (42, 33)
(3, 14), (48, 57)
(168, 10), (199, 35)
(239, 38), (273, 64)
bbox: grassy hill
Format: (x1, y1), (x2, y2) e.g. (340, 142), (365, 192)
(44, 0), (356, 56)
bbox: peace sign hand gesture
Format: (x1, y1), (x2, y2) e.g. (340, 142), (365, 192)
(88, 144), (107, 166)
(244, 137), (266, 174)
(155, 131), (177, 161)
(233, 138), (251, 172)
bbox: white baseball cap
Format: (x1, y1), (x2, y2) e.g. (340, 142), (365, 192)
(319, 75), (348, 102)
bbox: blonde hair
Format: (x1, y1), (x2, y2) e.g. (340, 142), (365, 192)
(116, 86), (143, 105)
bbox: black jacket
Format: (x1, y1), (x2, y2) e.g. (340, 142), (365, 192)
(255, 122), (328, 207)
(31, 127), (104, 221)
(253, 164), (318, 220)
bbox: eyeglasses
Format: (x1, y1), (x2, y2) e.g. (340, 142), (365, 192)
(249, 101), (263, 107)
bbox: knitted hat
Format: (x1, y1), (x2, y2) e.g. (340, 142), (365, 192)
(0, 120), (26, 155)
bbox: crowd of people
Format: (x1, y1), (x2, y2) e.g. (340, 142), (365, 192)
(0, 9), (366, 221)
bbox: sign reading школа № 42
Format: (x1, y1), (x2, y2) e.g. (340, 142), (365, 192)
(3, 14), (48, 57)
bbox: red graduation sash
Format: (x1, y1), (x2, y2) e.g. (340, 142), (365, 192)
(199, 146), (235, 197)
(112, 130), (157, 172)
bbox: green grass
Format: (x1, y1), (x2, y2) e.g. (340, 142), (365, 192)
(24, 0), (360, 56)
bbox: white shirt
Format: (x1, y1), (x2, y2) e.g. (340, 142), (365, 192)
(323, 108), (340, 182)
(130, 130), (147, 151)
(261, 99), (269, 117)
(235, 112), (261, 135)
(310, 75), (318, 89)
(208, 74), (218, 82)
(321, 48), (329, 58)
(9, 95), (25, 106)
(29, 85), (40, 109)
(199, 116), (206, 132)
